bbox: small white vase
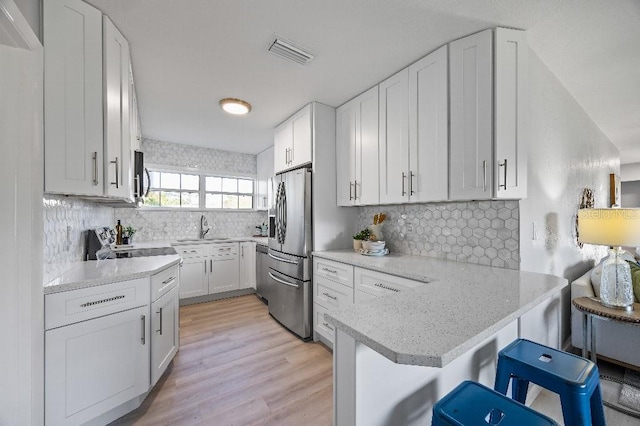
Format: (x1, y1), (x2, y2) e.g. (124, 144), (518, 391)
(353, 239), (362, 251)
(368, 224), (384, 241)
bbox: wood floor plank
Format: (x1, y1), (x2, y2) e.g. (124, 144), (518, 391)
(111, 295), (332, 426)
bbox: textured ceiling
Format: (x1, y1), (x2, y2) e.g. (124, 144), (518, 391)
(87, 0), (640, 162)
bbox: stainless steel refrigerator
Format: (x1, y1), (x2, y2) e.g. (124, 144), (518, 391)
(268, 167), (312, 339)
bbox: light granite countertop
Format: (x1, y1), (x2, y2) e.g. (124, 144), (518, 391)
(313, 250), (567, 368)
(44, 255), (181, 295)
(170, 236), (268, 246)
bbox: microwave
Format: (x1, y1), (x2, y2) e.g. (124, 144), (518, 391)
(134, 150), (150, 204)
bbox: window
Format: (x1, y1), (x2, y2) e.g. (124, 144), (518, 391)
(146, 169), (254, 210)
(205, 176), (253, 209)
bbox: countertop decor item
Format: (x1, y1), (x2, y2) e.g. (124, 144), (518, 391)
(578, 208), (640, 311)
(369, 212), (386, 241)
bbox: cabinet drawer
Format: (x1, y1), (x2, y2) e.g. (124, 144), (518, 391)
(45, 277), (150, 330)
(314, 275), (353, 310)
(313, 257), (353, 287)
(174, 245), (207, 258)
(354, 268), (426, 299)
(151, 264), (179, 302)
(211, 243), (238, 256)
(314, 303), (336, 344)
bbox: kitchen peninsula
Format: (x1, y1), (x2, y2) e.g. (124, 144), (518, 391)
(313, 250), (567, 425)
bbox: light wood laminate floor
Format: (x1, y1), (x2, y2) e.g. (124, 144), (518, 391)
(111, 295), (333, 426)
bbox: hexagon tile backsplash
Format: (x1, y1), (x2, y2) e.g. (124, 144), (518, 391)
(357, 200), (520, 269)
(43, 195), (114, 282)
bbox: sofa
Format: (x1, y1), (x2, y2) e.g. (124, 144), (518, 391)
(571, 266), (640, 369)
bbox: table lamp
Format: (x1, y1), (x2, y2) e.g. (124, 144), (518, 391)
(578, 208), (640, 311)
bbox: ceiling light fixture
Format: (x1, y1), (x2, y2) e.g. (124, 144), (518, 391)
(219, 98), (252, 115)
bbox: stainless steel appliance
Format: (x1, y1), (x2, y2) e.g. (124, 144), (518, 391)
(256, 243), (269, 303)
(268, 167), (312, 339)
(134, 150), (150, 205)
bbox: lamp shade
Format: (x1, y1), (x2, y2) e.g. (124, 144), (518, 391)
(578, 208), (640, 246)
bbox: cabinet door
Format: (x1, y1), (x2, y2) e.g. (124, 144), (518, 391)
(103, 16), (132, 200)
(44, 0), (104, 196)
(495, 28), (527, 199)
(357, 86), (380, 205)
(256, 146), (274, 210)
(409, 45), (449, 203)
(45, 305), (149, 425)
(151, 285), (179, 386)
(449, 29), (493, 200)
(336, 100), (357, 206)
(274, 121), (292, 174)
(179, 257), (208, 299)
(379, 69), (409, 204)
(291, 104), (312, 168)
(239, 242), (257, 289)
(209, 255), (240, 293)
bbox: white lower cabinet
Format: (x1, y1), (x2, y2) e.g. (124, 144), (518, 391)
(45, 304), (150, 426)
(354, 268), (425, 302)
(179, 255), (208, 298)
(151, 284), (179, 386)
(209, 243), (240, 293)
(312, 258), (354, 345)
(239, 241), (256, 289)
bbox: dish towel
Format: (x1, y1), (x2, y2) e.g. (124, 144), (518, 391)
(619, 369), (640, 412)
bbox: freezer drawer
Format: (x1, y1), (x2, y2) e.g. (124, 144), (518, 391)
(267, 268), (312, 340)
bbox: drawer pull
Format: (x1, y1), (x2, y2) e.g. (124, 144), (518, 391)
(141, 315), (146, 345)
(80, 294), (125, 307)
(374, 283), (400, 292)
(161, 276), (176, 286)
(323, 292), (337, 300)
(156, 307), (163, 335)
(322, 321), (334, 331)
(322, 267), (337, 274)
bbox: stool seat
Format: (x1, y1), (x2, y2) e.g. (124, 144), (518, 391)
(495, 338), (605, 426)
(432, 381), (558, 426)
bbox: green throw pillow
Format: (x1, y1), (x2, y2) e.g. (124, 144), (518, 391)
(627, 261), (640, 303)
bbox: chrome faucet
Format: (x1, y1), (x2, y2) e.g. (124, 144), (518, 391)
(200, 215), (210, 239)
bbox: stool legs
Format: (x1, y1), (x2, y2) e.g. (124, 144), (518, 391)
(512, 377), (530, 403)
(560, 392), (592, 425)
(590, 384), (606, 426)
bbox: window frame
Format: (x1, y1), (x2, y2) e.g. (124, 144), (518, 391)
(142, 164), (257, 211)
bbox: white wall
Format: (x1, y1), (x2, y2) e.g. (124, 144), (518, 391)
(0, 1), (44, 423)
(519, 50), (619, 344)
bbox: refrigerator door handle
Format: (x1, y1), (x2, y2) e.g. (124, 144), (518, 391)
(268, 252), (298, 264)
(268, 272), (300, 289)
(280, 182), (287, 244)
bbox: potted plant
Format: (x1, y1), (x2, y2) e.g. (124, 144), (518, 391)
(123, 226), (137, 245)
(352, 228), (371, 251)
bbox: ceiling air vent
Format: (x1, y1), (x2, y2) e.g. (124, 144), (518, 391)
(268, 36), (314, 66)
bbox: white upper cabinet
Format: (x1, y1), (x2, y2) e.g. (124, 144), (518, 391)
(379, 69), (409, 204)
(103, 16), (132, 200)
(44, 0), (104, 197)
(494, 28), (528, 199)
(274, 104), (312, 174)
(256, 146), (274, 211)
(44, 0), (134, 201)
(449, 28), (527, 200)
(449, 29), (494, 201)
(336, 86), (379, 206)
(408, 45), (449, 203)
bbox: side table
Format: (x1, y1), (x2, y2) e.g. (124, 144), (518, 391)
(572, 297), (640, 363)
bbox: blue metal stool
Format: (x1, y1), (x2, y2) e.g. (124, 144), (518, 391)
(432, 380), (558, 425)
(494, 338), (605, 426)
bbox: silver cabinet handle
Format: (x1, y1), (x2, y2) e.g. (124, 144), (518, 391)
(92, 152), (98, 185)
(401, 172), (407, 196)
(349, 182), (354, 201)
(268, 252), (298, 264)
(322, 267), (337, 274)
(410, 171), (415, 195)
(141, 315), (146, 345)
(110, 157), (119, 188)
(323, 292), (337, 300)
(499, 159), (507, 190)
(80, 294), (125, 307)
(241, 245), (244, 257)
(210, 259), (213, 271)
(482, 160), (487, 192)
(268, 272), (300, 289)
(322, 321), (334, 331)
(162, 276), (176, 286)
(156, 307), (163, 335)
(354, 180), (358, 200)
(204, 260), (207, 274)
(374, 282), (400, 292)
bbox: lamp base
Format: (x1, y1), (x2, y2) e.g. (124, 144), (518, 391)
(599, 247), (634, 311)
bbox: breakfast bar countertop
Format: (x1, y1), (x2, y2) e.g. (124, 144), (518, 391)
(312, 250), (568, 368)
